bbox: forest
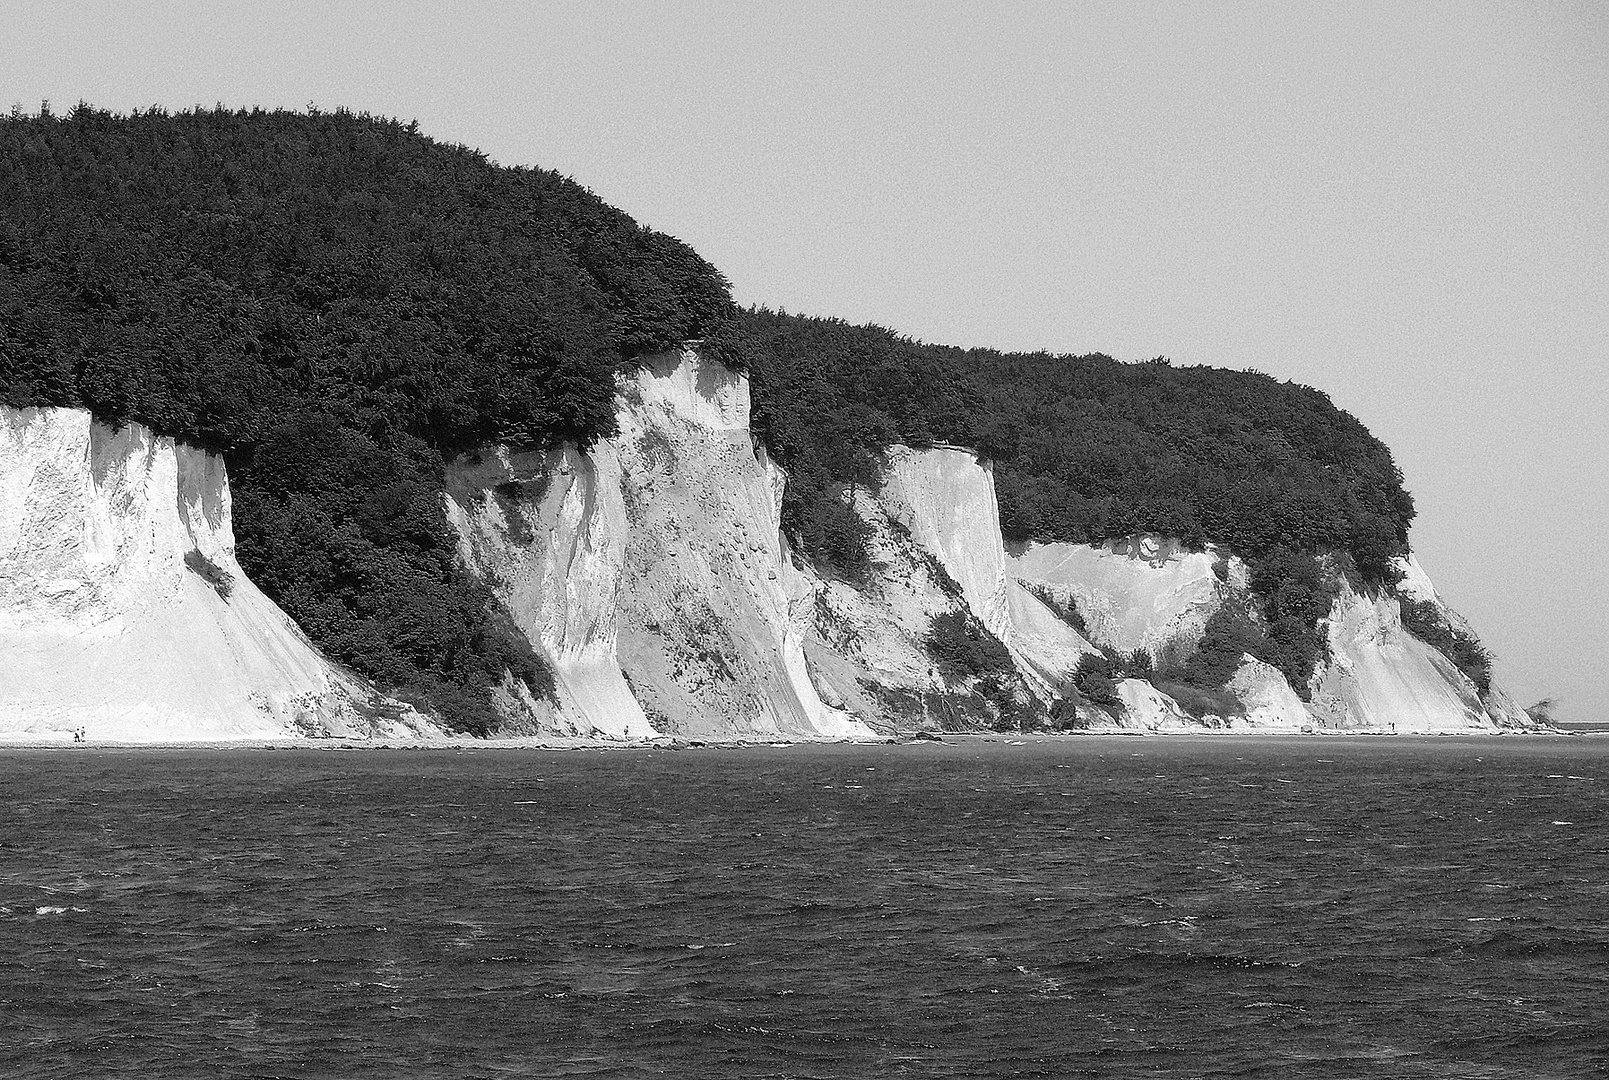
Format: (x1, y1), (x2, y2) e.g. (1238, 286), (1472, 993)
(3, 107), (1422, 724)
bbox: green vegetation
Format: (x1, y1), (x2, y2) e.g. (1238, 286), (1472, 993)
(1396, 594), (1492, 693)
(925, 611), (1013, 682)
(182, 549), (234, 600)
(740, 310), (1411, 568)
(1023, 583), (1090, 638)
(924, 611), (1032, 730)
(1166, 604), (1264, 689)
(1071, 653), (1125, 710)
(1152, 680), (1245, 723)
(1, 104), (733, 732)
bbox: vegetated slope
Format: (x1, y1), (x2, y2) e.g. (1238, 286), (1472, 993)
(0, 105), (734, 732)
(738, 308), (1417, 696)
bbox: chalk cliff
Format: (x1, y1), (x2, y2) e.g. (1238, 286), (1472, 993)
(1, 354), (1538, 740)
(448, 352), (1533, 736)
(1007, 536), (1243, 663)
(1304, 555), (1533, 732)
(0, 408), (435, 741)
(448, 358), (1089, 737)
(879, 447), (1095, 693)
(447, 350), (872, 739)
(1003, 529), (1528, 733)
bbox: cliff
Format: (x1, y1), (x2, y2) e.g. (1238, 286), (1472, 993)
(1, 354), (1538, 740)
(0, 408), (437, 742)
(444, 350), (1533, 738)
(1007, 536), (1241, 664)
(7, 109), (1507, 738)
(446, 350), (871, 739)
(1305, 555), (1534, 732)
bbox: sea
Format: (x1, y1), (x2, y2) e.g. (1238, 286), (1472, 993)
(2, 737), (1606, 1079)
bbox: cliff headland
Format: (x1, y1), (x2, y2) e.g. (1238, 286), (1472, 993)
(0, 107), (1543, 741)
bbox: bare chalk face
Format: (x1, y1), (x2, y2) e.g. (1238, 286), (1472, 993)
(4, 2), (1604, 720)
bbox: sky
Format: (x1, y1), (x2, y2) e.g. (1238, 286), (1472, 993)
(5, 1), (1606, 721)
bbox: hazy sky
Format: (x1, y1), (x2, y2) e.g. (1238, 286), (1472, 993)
(5, 1), (1605, 720)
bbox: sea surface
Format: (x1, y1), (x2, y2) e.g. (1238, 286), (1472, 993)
(1, 738), (1606, 1079)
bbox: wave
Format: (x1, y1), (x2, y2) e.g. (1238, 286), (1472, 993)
(1467, 931), (1609, 957)
(1052, 952), (1305, 977)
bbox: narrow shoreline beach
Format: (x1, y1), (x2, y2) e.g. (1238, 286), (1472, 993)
(0, 728), (1599, 752)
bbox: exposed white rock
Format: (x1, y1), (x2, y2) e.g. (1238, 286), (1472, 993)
(1332, 553), (1531, 730)
(1307, 571), (1494, 732)
(1112, 678), (1196, 732)
(0, 407), (433, 742)
(1225, 656), (1313, 731)
(1007, 536), (1234, 663)
(1479, 682), (1540, 729)
(783, 477), (960, 731)
(1004, 578), (1097, 687)
(449, 349), (873, 740)
(880, 447), (1014, 643)
(445, 372), (1538, 738)
(444, 443), (646, 738)
(1389, 553), (1533, 728)
(881, 447), (1097, 689)
(608, 352), (871, 739)
(5, 372), (1538, 741)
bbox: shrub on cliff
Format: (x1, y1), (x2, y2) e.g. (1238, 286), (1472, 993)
(1165, 603), (1265, 690)
(925, 611), (1014, 682)
(182, 549), (234, 600)
(1397, 594), (1493, 693)
(1024, 584), (1090, 638)
(1072, 653), (1124, 709)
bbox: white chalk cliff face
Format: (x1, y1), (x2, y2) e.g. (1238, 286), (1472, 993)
(447, 355), (1090, 737)
(444, 442), (643, 737)
(0, 407), (433, 741)
(791, 445), (1071, 730)
(872, 447), (1093, 701)
(1005, 531), (1529, 733)
(1304, 555), (1533, 733)
(1227, 657), (1314, 731)
(1007, 536), (1238, 663)
(448, 350), (872, 739)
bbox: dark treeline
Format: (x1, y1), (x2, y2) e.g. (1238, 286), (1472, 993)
(738, 309), (1416, 694)
(0, 105), (733, 732)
